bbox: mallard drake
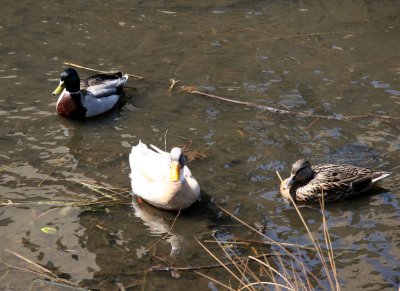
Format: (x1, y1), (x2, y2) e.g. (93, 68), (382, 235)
(280, 159), (391, 203)
(52, 68), (128, 118)
(129, 141), (200, 211)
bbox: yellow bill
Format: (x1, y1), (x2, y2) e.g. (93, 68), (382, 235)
(52, 81), (65, 96)
(170, 161), (180, 182)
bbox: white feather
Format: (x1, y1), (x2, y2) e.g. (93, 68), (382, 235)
(129, 141), (200, 210)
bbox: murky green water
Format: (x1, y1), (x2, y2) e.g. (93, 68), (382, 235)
(1, 1), (399, 290)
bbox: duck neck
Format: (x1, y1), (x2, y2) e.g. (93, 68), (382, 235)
(69, 91), (87, 116)
(295, 172), (315, 188)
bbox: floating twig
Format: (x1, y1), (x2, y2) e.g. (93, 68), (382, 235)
(32, 207), (59, 221)
(38, 154), (68, 187)
(0, 162), (25, 173)
(204, 237), (314, 251)
(255, 29), (383, 42)
(4, 249), (82, 288)
(146, 209), (181, 252)
(168, 79), (180, 95)
(193, 270), (234, 291)
(63, 62), (144, 80)
(149, 253), (274, 272)
(169, 209), (181, 232)
(2, 179), (130, 208)
(0, 199), (129, 208)
(181, 86), (400, 122)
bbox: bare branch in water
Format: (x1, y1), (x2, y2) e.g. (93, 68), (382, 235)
(149, 253), (274, 272)
(63, 62), (144, 80)
(181, 86), (400, 122)
(146, 209), (181, 253)
(168, 79), (180, 95)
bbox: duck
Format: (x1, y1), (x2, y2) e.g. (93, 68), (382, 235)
(129, 141), (200, 211)
(52, 68), (128, 118)
(280, 159), (391, 203)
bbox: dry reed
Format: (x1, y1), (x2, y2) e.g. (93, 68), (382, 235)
(193, 199), (341, 291)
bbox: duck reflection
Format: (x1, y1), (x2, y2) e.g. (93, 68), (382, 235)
(131, 197), (183, 256)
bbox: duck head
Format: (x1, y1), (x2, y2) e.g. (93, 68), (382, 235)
(284, 159), (314, 189)
(169, 147), (186, 182)
(52, 68), (81, 96)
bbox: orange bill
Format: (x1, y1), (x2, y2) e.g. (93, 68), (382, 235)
(170, 161), (180, 182)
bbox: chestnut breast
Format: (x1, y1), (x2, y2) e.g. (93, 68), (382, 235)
(57, 94), (78, 117)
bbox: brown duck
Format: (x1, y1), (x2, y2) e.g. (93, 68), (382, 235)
(280, 159), (391, 203)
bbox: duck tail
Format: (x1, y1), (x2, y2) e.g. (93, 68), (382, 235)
(371, 171), (391, 184)
(117, 73), (129, 88)
(129, 141), (147, 172)
(121, 73), (129, 85)
(149, 144), (164, 154)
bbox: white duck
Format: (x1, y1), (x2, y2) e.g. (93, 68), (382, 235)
(129, 141), (200, 211)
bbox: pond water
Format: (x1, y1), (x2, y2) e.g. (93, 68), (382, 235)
(1, 1), (399, 290)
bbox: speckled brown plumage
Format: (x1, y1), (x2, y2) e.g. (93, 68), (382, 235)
(280, 159), (390, 204)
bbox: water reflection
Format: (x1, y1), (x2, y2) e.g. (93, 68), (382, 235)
(131, 197), (182, 256)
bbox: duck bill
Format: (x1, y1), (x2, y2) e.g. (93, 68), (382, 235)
(284, 175), (295, 190)
(52, 81), (65, 96)
(170, 161), (180, 182)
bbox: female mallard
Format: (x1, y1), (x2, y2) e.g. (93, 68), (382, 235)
(280, 159), (390, 203)
(129, 141), (200, 211)
(52, 68), (128, 118)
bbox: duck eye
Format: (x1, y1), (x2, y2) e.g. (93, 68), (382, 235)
(298, 166), (307, 174)
(179, 155), (186, 167)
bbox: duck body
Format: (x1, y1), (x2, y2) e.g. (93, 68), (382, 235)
(281, 159), (390, 203)
(129, 141), (200, 211)
(52, 68), (128, 118)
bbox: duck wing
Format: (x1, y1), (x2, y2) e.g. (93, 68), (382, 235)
(312, 164), (374, 191)
(81, 72), (128, 98)
(129, 142), (169, 183)
(81, 72), (124, 87)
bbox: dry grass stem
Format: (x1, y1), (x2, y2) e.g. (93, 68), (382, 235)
(2, 179), (131, 209)
(0, 162), (25, 173)
(203, 202), (340, 290)
(147, 210), (181, 253)
(4, 249), (81, 288)
(203, 240), (250, 246)
(285, 193), (339, 290)
(194, 236), (243, 284)
(194, 270), (235, 290)
(211, 233), (254, 290)
(238, 281), (293, 291)
(276, 171), (283, 183)
(169, 209), (181, 232)
(32, 207), (59, 221)
(249, 256), (295, 290)
(164, 129), (169, 151)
